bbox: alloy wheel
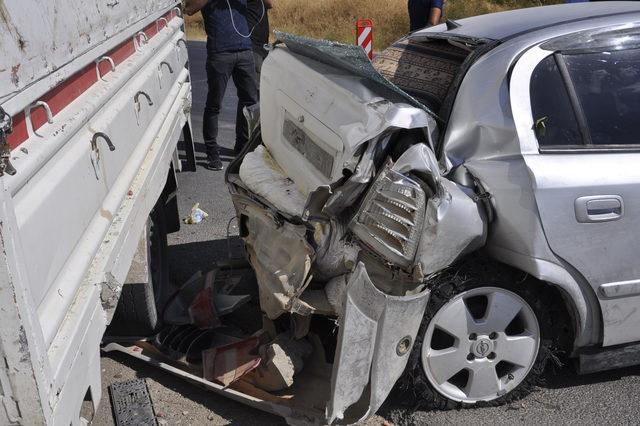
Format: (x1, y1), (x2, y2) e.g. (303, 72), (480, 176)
(421, 287), (540, 403)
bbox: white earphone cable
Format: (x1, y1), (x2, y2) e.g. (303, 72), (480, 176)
(225, 0), (265, 39)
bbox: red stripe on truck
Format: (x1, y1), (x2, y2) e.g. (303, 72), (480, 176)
(7, 9), (178, 150)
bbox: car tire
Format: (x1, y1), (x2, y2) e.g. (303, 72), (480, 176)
(402, 257), (552, 410)
(107, 199), (169, 338)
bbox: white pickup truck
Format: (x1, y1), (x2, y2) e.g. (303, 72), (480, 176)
(0, 0), (193, 423)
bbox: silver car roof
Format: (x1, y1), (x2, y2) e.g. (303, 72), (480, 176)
(415, 2), (640, 42)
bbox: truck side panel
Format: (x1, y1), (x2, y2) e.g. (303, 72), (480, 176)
(0, 1), (189, 423)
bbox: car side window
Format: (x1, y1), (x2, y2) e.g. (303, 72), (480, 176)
(564, 48), (640, 146)
(530, 56), (582, 147)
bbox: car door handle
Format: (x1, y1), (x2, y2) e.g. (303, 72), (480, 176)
(575, 195), (623, 223)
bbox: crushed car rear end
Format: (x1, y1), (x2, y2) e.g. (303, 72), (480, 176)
(225, 33), (487, 423)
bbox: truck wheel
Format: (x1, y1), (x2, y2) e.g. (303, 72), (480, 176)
(404, 261), (551, 410)
(107, 201), (169, 338)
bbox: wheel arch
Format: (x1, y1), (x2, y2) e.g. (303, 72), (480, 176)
(402, 253), (560, 409)
(487, 246), (602, 351)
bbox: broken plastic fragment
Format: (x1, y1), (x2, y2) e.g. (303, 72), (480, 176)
(184, 203), (209, 224)
(202, 336), (262, 387)
(164, 270), (251, 328)
(249, 333), (313, 391)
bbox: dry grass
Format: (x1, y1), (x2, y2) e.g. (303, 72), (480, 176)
(185, 0), (562, 48)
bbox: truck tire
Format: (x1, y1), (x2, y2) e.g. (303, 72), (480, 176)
(107, 200), (169, 338)
(402, 257), (552, 410)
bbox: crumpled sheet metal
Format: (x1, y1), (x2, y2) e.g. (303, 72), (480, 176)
(274, 32), (438, 120)
(326, 263), (429, 424)
(416, 178), (486, 275)
(242, 203), (315, 319)
(260, 45), (437, 197)
(391, 144), (486, 276)
(392, 143), (441, 180)
(321, 140), (378, 217)
(439, 49), (519, 173)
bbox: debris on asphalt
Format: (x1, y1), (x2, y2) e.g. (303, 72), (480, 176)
(202, 336), (262, 387)
(184, 203), (209, 224)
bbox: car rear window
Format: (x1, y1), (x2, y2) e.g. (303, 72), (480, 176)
(373, 38), (469, 112)
(564, 48), (640, 146)
(530, 55), (582, 147)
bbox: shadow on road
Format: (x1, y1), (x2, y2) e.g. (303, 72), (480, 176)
(542, 362), (640, 389)
(177, 140), (238, 168)
(370, 360), (640, 426)
(103, 352), (285, 425)
(168, 237), (245, 286)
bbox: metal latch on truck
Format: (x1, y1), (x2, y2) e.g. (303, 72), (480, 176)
(0, 106), (16, 177)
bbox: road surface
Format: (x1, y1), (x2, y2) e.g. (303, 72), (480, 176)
(95, 41), (640, 426)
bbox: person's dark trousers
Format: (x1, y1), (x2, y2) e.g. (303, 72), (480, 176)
(252, 47), (267, 90)
(203, 49), (258, 157)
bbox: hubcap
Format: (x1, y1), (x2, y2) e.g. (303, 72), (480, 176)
(421, 287), (540, 403)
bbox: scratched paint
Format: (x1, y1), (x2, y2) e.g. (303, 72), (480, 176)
(10, 63), (19, 86)
(0, 0), (177, 103)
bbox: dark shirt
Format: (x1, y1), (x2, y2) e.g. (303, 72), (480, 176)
(202, 0), (252, 53)
(408, 0), (444, 32)
(247, 0), (270, 53)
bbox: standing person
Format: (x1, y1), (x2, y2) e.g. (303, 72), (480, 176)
(247, 0), (274, 82)
(408, 0), (444, 32)
(185, 0), (258, 171)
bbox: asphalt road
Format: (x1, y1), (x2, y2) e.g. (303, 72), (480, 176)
(95, 41), (640, 425)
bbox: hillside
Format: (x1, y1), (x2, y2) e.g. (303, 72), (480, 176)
(185, 0), (562, 49)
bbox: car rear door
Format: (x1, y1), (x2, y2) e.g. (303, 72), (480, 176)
(511, 38), (640, 347)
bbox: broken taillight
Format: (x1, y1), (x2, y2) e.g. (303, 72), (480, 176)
(350, 162), (426, 268)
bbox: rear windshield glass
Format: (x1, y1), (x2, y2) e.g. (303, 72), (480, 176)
(275, 32), (437, 117)
(564, 48), (640, 146)
(373, 39), (470, 112)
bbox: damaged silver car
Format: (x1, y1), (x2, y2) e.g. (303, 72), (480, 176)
(106, 3), (640, 424)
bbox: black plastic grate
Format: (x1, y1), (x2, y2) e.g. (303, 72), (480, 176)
(109, 379), (157, 426)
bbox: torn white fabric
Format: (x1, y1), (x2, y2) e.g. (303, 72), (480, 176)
(239, 145), (307, 217)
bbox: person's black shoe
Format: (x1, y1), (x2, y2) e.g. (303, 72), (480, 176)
(205, 152), (223, 171)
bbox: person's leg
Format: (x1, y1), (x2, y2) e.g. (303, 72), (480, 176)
(408, 0), (417, 32)
(231, 49), (259, 154)
(252, 47), (265, 85)
(408, 0), (427, 32)
(203, 52), (233, 169)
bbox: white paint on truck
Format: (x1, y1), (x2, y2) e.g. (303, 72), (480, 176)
(0, 0), (190, 423)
